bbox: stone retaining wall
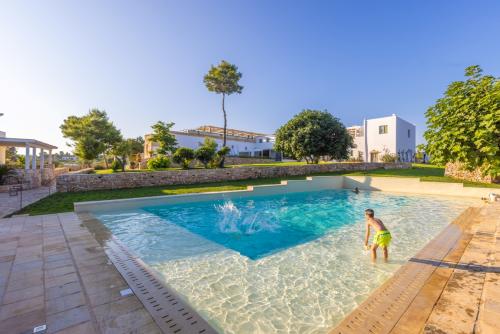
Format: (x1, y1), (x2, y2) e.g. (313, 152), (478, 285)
(445, 162), (499, 184)
(54, 167), (70, 177)
(69, 167), (94, 174)
(56, 162), (410, 193)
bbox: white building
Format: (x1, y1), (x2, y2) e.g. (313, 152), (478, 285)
(347, 114), (416, 162)
(144, 125), (279, 159)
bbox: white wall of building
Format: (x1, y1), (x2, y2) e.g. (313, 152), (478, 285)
(395, 117), (416, 162)
(348, 115), (416, 162)
(148, 132), (276, 157)
(366, 115), (398, 161)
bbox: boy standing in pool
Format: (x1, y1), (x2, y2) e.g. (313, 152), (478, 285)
(364, 209), (391, 261)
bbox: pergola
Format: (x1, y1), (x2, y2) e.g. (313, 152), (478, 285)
(0, 137), (58, 169)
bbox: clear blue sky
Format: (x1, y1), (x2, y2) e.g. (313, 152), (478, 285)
(1, 1), (499, 151)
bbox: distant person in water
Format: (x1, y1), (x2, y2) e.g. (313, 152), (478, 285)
(353, 187), (360, 194)
(364, 209), (391, 261)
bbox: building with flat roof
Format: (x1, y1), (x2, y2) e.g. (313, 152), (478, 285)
(144, 125), (279, 160)
(347, 114), (416, 162)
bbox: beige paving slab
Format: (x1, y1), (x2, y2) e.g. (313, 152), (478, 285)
(0, 212), (165, 334)
(332, 203), (499, 334)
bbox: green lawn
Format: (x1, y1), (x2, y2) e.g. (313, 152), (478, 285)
(16, 164), (498, 216)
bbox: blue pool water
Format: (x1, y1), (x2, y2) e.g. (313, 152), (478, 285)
(144, 190), (394, 259)
(96, 189), (476, 333)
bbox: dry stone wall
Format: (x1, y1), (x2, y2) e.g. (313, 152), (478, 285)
(445, 162), (499, 184)
(56, 163), (410, 193)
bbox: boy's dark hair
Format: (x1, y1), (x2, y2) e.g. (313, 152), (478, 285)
(365, 209), (374, 217)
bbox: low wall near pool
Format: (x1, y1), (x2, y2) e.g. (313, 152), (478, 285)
(74, 176), (491, 213)
(56, 162), (410, 193)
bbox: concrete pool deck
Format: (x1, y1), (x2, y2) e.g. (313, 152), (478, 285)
(0, 202), (498, 333)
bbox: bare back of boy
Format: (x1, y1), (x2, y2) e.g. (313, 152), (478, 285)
(364, 209), (392, 261)
(367, 218), (387, 232)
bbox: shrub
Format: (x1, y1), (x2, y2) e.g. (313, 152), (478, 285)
(110, 160), (121, 172)
(172, 147), (195, 169)
(211, 146), (231, 168)
(93, 165), (105, 170)
(195, 146), (216, 168)
(147, 155), (171, 170)
(381, 153), (397, 163)
(0, 164), (15, 185)
(347, 156), (364, 162)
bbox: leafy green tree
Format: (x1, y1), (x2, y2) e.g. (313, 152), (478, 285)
(5, 147), (17, 163)
(128, 137), (144, 155)
(110, 160), (121, 172)
(424, 65), (500, 176)
(16, 154), (25, 168)
(204, 60), (243, 167)
(172, 147), (195, 169)
(112, 141), (131, 172)
(60, 109), (122, 166)
(416, 144), (426, 161)
(110, 137), (145, 172)
(150, 121), (177, 155)
(275, 110), (353, 164)
(74, 136), (104, 166)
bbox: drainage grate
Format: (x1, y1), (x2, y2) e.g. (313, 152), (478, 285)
(104, 236), (218, 334)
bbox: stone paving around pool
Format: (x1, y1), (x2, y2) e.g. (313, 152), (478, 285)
(0, 213), (162, 334)
(0, 184), (56, 218)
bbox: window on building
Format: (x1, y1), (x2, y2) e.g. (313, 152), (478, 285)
(379, 125), (388, 134)
(258, 139), (263, 143)
(408, 129), (411, 138)
(266, 138), (270, 142)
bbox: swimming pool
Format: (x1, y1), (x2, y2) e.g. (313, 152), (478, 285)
(95, 189), (476, 333)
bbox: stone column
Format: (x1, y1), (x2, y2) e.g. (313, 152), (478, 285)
(40, 149), (45, 170)
(48, 149), (53, 167)
(25, 144), (30, 170)
(32, 147), (37, 170)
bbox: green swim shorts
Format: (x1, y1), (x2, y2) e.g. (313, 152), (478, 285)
(373, 230), (392, 247)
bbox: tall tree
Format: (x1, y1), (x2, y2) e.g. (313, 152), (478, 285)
(150, 121), (177, 155)
(60, 109), (122, 166)
(204, 60), (243, 167)
(275, 110), (353, 164)
(424, 65), (500, 176)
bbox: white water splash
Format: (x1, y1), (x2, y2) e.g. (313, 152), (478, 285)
(215, 200), (280, 235)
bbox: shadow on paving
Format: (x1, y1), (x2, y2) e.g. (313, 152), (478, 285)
(408, 257), (499, 273)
